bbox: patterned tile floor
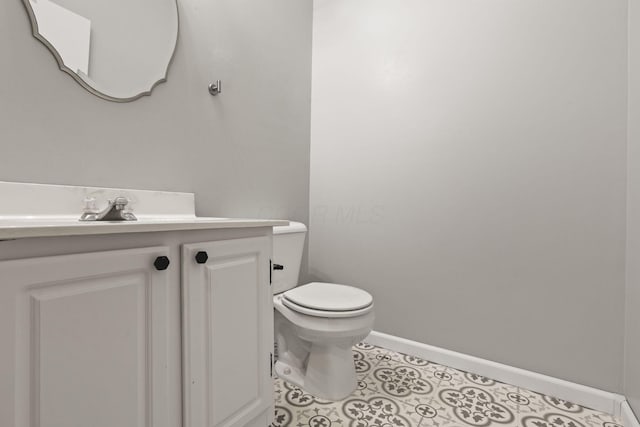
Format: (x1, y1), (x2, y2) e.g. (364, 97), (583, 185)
(273, 342), (623, 427)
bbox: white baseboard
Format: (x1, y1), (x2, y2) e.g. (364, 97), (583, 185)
(622, 401), (640, 427)
(366, 331), (625, 417)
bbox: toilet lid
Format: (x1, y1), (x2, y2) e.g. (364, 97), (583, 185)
(283, 282), (373, 312)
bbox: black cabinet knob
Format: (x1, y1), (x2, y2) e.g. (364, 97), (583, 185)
(154, 256), (170, 271)
(195, 251), (209, 264)
(273, 264), (284, 270)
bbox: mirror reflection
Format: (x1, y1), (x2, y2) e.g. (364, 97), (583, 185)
(24, 0), (179, 102)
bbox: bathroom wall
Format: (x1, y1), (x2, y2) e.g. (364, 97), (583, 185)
(625, 0), (640, 414)
(0, 0), (312, 224)
(310, 0), (628, 391)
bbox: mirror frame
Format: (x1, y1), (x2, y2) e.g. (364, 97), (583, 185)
(21, 0), (179, 103)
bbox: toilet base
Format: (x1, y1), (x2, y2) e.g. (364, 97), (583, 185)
(275, 341), (358, 401)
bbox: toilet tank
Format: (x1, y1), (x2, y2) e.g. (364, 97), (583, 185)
(272, 221), (307, 295)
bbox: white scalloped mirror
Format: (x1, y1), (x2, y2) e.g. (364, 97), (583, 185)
(23, 0), (179, 102)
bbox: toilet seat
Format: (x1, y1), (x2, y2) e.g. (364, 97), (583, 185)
(282, 298), (374, 318)
(282, 282), (374, 318)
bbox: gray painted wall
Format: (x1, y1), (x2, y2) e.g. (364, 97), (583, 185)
(0, 0), (312, 224)
(625, 0), (640, 414)
(310, 0), (628, 392)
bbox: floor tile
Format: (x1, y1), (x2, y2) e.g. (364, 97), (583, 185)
(272, 342), (624, 427)
(365, 364), (436, 400)
(521, 391), (625, 427)
(394, 394), (460, 427)
(354, 342), (394, 370)
(275, 379), (334, 408)
(352, 342), (388, 377)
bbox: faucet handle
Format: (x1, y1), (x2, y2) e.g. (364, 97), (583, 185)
(82, 197), (99, 213)
(112, 197), (129, 209)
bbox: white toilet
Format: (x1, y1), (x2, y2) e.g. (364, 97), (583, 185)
(272, 222), (375, 400)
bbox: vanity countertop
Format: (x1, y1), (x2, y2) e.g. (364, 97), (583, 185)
(0, 181), (288, 240)
(0, 217), (289, 240)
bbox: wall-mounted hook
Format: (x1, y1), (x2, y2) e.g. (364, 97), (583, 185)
(208, 80), (222, 96)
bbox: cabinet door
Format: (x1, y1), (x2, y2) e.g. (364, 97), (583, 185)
(0, 247), (173, 427)
(183, 237), (273, 427)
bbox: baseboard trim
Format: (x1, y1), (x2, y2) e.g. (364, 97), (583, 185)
(366, 331), (625, 417)
(623, 401), (640, 427)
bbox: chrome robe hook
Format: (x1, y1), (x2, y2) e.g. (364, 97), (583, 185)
(208, 80), (222, 96)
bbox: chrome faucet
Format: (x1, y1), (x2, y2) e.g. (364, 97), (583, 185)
(79, 197), (137, 222)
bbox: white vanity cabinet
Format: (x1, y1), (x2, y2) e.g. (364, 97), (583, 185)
(0, 246), (174, 427)
(0, 228), (277, 427)
(182, 236), (273, 427)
